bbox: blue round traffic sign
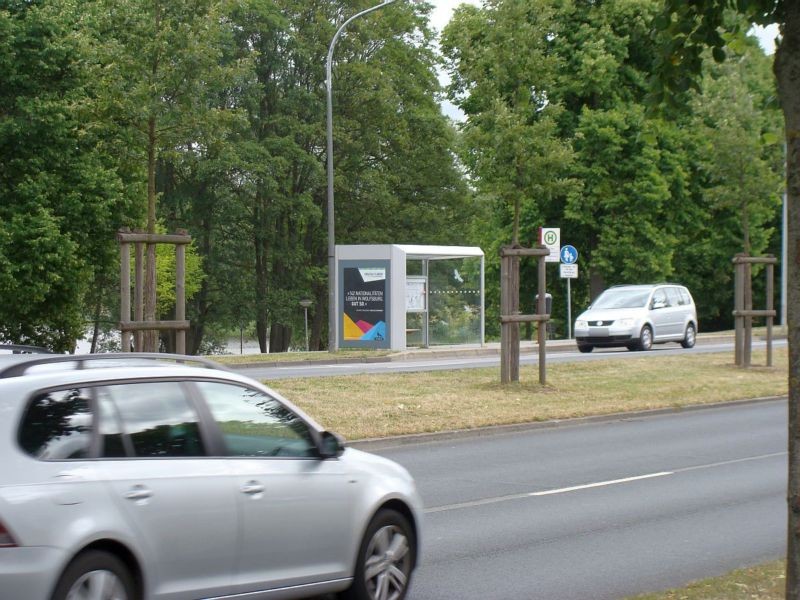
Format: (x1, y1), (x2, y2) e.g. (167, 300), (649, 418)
(560, 245), (578, 264)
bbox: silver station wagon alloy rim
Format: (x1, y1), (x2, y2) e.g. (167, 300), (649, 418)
(66, 570), (128, 600)
(364, 524), (411, 600)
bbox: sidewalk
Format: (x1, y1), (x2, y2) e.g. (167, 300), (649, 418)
(232, 331), (756, 370)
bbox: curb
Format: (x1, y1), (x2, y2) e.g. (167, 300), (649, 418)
(347, 395), (787, 451)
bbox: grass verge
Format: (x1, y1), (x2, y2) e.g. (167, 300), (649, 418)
(270, 349), (788, 440)
(627, 560), (785, 599)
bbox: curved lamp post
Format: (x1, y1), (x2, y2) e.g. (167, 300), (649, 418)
(326, 0), (397, 352)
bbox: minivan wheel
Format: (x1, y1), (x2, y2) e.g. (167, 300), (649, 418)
(681, 323), (696, 348)
(52, 550), (135, 600)
(637, 325), (653, 351)
(341, 509), (415, 600)
(577, 344), (593, 353)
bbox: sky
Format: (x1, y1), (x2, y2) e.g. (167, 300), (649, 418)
(426, 1), (780, 120)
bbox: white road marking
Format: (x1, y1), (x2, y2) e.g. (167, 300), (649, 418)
(387, 361), (470, 369)
(528, 472), (673, 497)
(424, 451), (786, 514)
(673, 451), (786, 474)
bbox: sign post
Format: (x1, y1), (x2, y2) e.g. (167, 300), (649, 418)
(560, 245), (578, 339)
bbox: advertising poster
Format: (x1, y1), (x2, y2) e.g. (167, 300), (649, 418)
(405, 277), (427, 312)
(342, 265), (388, 345)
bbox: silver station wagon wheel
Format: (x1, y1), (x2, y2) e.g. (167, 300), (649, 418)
(53, 551), (135, 600)
(344, 509), (416, 600)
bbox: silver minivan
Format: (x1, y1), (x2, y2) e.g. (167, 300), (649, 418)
(0, 353), (422, 600)
(574, 284), (698, 353)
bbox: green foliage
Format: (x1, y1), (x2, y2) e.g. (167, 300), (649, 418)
(650, 0), (784, 109)
(0, 209), (86, 350)
(567, 105), (679, 282)
(0, 0), (132, 351)
(442, 0), (576, 245)
(2, 0), (785, 353)
(444, 0), (782, 334)
(152, 226), (204, 316)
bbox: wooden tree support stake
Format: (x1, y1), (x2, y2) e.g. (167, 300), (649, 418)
(732, 254), (776, 368)
(500, 245), (550, 385)
(118, 228), (191, 354)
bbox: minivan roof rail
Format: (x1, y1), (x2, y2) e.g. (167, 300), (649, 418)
(608, 283), (683, 289)
(0, 352), (230, 379)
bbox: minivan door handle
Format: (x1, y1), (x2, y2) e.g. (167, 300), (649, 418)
(240, 481), (264, 495)
(124, 485), (153, 501)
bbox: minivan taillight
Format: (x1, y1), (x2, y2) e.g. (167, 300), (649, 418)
(0, 521), (18, 547)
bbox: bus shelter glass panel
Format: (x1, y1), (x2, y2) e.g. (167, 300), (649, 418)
(428, 258), (481, 345)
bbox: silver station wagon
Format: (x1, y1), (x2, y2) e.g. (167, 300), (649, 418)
(0, 353), (422, 600)
(574, 284), (698, 353)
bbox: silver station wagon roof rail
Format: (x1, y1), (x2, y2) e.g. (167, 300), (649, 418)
(0, 352), (230, 379)
(0, 344), (55, 355)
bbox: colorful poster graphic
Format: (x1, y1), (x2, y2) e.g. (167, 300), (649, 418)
(343, 267), (387, 342)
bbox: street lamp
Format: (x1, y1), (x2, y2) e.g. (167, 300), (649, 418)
(326, 0), (397, 353)
(299, 299), (313, 352)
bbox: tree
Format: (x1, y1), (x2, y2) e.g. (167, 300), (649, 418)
(86, 0), (243, 351)
(443, 0), (780, 340)
(442, 0), (576, 248)
(653, 3), (800, 597)
(224, 0), (469, 352)
(0, 0), (132, 351)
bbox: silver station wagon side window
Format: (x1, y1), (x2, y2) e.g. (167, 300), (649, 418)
(196, 381), (316, 458)
(103, 381), (206, 458)
(18, 388), (93, 460)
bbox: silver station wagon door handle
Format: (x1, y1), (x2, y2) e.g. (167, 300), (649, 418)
(124, 485), (153, 501)
(240, 481), (264, 495)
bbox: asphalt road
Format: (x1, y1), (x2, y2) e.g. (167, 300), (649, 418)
(235, 339), (785, 380)
(360, 399), (787, 599)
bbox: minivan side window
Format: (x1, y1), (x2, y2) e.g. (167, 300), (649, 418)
(104, 382), (206, 458)
(665, 287), (681, 307)
(19, 389), (93, 460)
(651, 289), (668, 308)
(196, 381), (316, 458)
(679, 288), (691, 305)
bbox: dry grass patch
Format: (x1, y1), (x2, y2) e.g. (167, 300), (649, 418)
(270, 350), (788, 440)
(628, 560), (785, 599)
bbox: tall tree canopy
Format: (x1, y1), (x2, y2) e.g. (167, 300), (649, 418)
(442, 0), (781, 337)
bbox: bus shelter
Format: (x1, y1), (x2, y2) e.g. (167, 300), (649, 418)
(335, 245), (485, 350)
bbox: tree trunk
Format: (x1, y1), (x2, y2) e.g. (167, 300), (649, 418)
(589, 271), (605, 301)
(89, 291), (103, 354)
(774, 5), (800, 597)
(142, 115), (159, 352)
(254, 190), (269, 353)
(310, 280), (326, 351)
(269, 323), (292, 353)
